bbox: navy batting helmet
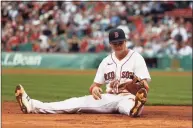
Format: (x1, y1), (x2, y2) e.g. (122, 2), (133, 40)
(109, 28), (126, 44)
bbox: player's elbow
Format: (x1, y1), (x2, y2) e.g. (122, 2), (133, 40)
(145, 85), (149, 92)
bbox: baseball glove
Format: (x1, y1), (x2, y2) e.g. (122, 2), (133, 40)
(118, 73), (146, 95)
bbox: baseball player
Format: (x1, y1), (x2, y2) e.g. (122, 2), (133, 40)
(15, 28), (151, 117)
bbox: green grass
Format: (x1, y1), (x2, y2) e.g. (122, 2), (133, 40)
(2, 73), (192, 105)
(148, 76), (192, 105)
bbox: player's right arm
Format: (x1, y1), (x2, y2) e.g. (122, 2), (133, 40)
(89, 82), (103, 100)
(90, 59), (106, 100)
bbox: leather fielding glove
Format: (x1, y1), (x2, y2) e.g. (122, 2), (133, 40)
(109, 79), (140, 94)
(90, 85), (103, 100)
(118, 73), (147, 95)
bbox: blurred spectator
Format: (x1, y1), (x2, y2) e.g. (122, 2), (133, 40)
(143, 43), (155, 57)
(171, 18), (188, 43)
(133, 41), (144, 54)
(118, 20), (130, 39)
(68, 33), (80, 53)
(38, 33), (49, 52)
(177, 42), (192, 56)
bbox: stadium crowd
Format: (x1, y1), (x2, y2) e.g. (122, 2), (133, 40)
(1, 1), (192, 57)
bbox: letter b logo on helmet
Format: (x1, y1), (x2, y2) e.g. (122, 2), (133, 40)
(114, 32), (119, 38)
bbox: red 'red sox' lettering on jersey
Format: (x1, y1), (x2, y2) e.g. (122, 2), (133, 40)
(104, 71), (115, 80)
(121, 71), (133, 78)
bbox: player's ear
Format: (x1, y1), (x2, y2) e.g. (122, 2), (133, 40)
(109, 43), (113, 47)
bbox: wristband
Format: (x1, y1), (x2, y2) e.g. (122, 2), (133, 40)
(89, 85), (97, 94)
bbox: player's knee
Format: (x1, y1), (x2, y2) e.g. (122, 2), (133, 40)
(117, 98), (135, 115)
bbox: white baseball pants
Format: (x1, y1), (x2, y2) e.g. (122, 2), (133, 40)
(30, 93), (136, 116)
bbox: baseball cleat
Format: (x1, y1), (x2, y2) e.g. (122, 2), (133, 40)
(130, 88), (147, 117)
(15, 84), (32, 114)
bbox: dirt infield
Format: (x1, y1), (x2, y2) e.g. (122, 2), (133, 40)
(2, 102), (192, 128)
(2, 68), (192, 128)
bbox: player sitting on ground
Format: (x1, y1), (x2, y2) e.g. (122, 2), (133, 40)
(15, 28), (151, 117)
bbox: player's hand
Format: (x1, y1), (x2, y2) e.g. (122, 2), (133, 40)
(109, 79), (120, 88)
(109, 79), (120, 93)
(91, 86), (103, 100)
(129, 72), (141, 83)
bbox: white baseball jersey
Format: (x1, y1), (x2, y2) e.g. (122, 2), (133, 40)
(94, 49), (151, 93)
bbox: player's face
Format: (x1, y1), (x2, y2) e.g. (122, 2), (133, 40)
(110, 41), (126, 52)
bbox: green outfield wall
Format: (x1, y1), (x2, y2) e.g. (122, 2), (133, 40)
(1, 52), (192, 70)
(1, 52), (106, 69)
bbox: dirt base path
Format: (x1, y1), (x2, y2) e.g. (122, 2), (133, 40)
(2, 102), (192, 128)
